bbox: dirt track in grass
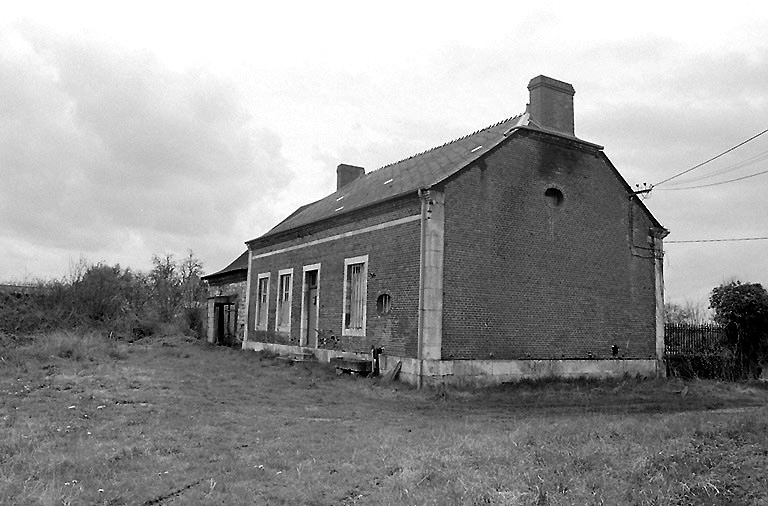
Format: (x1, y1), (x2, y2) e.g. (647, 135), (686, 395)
(2, 333), (767, 505)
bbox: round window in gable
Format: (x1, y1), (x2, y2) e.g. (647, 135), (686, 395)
(544, 187), (564, 208)
(376, 293), (391, 315)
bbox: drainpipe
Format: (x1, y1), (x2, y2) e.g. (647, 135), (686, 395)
(416, 189), (427, 389)
(651, 228), (669, 377)
(242, 249), (253, 349)
(629, 193), (669, 375)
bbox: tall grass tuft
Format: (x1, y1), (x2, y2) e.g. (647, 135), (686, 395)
(18, 330), (129, 363)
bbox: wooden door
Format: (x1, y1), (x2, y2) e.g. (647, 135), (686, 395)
(304, 270), (319, 347)
(214, 303), (225, 344)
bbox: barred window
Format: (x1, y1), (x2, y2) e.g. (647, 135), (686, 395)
(376, 293), (391, 315)
(342, 256), (368, 336)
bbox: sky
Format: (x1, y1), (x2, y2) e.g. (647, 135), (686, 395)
(1, 1), (767, 308)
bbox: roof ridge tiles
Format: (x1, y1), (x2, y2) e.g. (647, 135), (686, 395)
(372, 114), (521, 172)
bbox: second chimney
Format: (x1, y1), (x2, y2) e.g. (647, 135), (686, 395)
(527, 75), (575, 137)
(337, 164), (365, 190)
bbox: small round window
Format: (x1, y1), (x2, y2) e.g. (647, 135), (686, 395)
(376, 294), (391, 315)
(544, 187), (564, 208)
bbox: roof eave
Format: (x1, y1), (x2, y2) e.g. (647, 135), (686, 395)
(508, 125), (604, 150)
(597, 152), (666, 231)
(201, 268), (248, 282)
(201, 250), (249, 280)
(246, 190), (421, 248)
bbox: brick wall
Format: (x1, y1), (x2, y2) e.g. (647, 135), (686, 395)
(441, 130), (658, 360)
(247, 196), (422, 357)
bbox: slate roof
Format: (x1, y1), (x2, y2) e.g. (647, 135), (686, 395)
(202, 250), (248, 281)
(259, 113), (532, 239)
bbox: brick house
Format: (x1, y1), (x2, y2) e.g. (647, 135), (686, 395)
(211, 75), (668, 385)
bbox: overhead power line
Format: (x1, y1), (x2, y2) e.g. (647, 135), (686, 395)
(666, 236), (768, 244)
(654, 127), (768, 187)
(655, 167), (768, 190)
(663, 149), (768, 185)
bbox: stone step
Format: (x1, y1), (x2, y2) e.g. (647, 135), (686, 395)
(276, 351), (317, 363)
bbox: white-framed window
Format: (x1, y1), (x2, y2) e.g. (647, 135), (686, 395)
(275, 268), (294, 332)
(255, 273), (270, 331)
(342, 255), (368, 336)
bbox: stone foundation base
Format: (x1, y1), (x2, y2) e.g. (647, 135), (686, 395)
(242, 341), (663, 386)
(242, 341), (372, 363)
(381, 356), (662, 386)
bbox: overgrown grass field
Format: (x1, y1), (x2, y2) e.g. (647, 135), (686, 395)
(2, 332), (767, 505)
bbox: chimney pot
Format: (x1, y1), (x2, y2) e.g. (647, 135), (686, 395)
(527, 75), (575, 136)
(336, 164), (365, 190)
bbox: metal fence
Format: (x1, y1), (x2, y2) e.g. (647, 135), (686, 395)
(664, 323), (728, 356)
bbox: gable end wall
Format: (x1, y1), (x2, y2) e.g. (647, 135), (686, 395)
(441, 132), (657, 360)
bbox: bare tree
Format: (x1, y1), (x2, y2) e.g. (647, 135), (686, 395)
(150, 253), (182, 321)
(179, 250), (205, 309)
(665, 299), (712, 325)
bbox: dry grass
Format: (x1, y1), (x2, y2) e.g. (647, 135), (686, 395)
(1, 332), (767, 505)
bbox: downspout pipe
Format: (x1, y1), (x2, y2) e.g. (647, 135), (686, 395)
(416, 188), (427, 389)
(242, 249), (253, 349)
(650, 226), (669, 377)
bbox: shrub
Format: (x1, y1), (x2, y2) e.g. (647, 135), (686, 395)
(710, 281), (768, 379)
(0, 250), (207, 338)
(131, 318), (159, 340)
(181, 306), (206, 338)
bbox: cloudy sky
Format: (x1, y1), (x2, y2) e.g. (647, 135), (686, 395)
(2, 1), (766, 307)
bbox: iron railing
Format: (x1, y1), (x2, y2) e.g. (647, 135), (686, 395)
(664, 323), (728, 356)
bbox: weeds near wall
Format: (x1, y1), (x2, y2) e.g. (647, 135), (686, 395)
(666, 353), (742, 380)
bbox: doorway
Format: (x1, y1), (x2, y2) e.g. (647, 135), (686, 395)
(213, 299), (237, 346)
(302, 267), (319, 347)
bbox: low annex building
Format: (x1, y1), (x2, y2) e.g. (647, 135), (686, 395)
(207, 75), (669, 385)
(202, 251), (248, 346)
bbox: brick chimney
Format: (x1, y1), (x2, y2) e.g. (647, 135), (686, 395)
(527, 75), (575, 136)
(336, 164), (365, 190)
